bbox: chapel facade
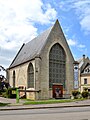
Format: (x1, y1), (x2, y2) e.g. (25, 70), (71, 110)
(7, 20), (74, 100)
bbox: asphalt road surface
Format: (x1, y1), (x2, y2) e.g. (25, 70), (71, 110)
(0, 106), (90, 120)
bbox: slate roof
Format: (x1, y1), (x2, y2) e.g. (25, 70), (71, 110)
(9, 26), (52, 68)
(78, 56), (90, 73)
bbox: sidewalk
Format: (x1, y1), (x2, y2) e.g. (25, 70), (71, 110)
(0, 97), (90, 111)
(0, 97), (24, 104)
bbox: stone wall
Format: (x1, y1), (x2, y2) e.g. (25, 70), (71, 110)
(80, 75), (90, 92)
(39, 22), (74, 99)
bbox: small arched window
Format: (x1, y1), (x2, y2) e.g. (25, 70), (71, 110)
(13, 70), (15, 87)
(28, 63), (34, 88)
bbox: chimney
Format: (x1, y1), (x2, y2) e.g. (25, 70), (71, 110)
(83, 54), (85, 63)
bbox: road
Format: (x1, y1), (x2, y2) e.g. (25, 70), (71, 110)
(0, 107), (90, 120)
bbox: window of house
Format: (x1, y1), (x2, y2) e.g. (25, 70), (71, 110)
(88, 89), (90, 92)
(28, 63), (34, 88)
(84, 78), (87, 84)
(49, 43), (66, 88)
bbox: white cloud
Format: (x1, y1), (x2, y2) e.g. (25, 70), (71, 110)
(59, 0), (90, 34)
(73, 0), (90, 34)
(0, 0), (57, 50)
(67, 38), (86, 54)
(80, 15), (90, 34)
(0, 0), (57, 68)
(78, 44), (85, 48)
(67, 39), (77, 46)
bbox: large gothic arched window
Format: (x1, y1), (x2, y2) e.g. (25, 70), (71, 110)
(28, 63), (34, 88)
(49, 43), (66, 88)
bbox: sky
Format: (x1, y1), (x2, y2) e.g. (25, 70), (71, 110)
(0, 0), (90, 73)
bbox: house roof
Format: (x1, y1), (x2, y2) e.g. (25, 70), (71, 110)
(9, 25), (53, 68)
(78, 56), (90, 73)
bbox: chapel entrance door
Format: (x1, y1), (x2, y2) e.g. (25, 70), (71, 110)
(52, 84), (63, 98)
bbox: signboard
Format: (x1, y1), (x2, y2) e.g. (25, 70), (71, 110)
(74, 65), (79, 89)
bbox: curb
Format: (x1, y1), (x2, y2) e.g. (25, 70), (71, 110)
(0, 104), (90, 111)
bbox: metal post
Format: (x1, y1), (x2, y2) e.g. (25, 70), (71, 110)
(25, 87), (26, 98)
(16, 88), (19, 103)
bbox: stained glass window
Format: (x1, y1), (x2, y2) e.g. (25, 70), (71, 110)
(49, 43), (66, 88)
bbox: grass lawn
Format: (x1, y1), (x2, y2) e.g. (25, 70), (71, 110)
(0, 102), (9, 107)
(23, 98), (85, 105)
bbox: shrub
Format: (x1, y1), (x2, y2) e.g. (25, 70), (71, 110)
(8, 88), (17, 98)
(3, 88), (17, 98)
(72, 90), (80, 99)
(82, 91), (89, 98)
(0, 89), (6, 96)
(84, 87), (88, 91)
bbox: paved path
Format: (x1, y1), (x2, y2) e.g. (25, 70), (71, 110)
(0, 97), (25, 104)
(0, 97), (90, 111)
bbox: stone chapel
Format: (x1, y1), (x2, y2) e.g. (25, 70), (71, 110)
(7, 20), (74, 100)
